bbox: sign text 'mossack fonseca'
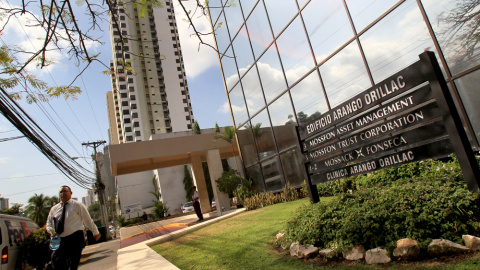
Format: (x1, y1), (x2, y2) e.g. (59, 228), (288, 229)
(303, 86), (432, 152)
(309, 138), (454, 184)
(308, 121), (447, 174)
(299, 61), (425, 140)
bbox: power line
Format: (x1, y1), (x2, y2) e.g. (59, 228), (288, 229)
(0, 135), (25, 142)
(0, 172), (62, 180)
(0, 86), (96, 188)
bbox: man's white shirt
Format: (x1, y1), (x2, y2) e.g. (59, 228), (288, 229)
(46, 198), (99, 237)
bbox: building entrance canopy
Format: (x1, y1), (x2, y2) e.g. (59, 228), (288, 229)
(109, 132), (238, 176)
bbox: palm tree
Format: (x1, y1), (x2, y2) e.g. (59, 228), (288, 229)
(214, 126), (240, 173)
(25, 193), (51, 227)
(49, 196), (59, 207)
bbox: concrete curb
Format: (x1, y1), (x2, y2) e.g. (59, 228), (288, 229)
(117, 208), (246, 270)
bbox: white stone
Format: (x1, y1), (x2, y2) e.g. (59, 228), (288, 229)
(298, 245), (319, 259)
(365, 248), (391, 264)
(463, 235), (480, 251)
(318, 248), (335, 258)
(427, 239), (469, 256)
(290, 242), (300, 257)
(343, 245), (366, 261)
(393, 238), (420, 260)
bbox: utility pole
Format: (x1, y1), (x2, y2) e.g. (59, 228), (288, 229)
(82, 140), (109, 239)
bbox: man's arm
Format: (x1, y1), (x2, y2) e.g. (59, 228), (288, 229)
(45, 207), (56, 236)
(79, 202), (101, 240)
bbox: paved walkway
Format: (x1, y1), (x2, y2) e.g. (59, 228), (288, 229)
(80, 239), (120, 270)
(117, 208), (246, 270)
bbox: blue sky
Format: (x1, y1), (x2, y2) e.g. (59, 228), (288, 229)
(0, 0), (231, 207)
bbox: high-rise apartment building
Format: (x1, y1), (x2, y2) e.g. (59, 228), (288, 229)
(207, 0), (480, 192)
(106, 1), (197, 217)
(108, 1), (194, 144)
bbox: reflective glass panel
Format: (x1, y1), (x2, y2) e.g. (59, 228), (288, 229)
(257, 44), (287, 103)
(232, 25), (255, 77)
(237, 125), (259, 166)
(224, 3), (245, 38)
(246, 2), (273, 58)
(297, 0), (309, 9)
(240, 0), (259, 18)
(360, 0), (437, 83)
(228, 83), (249, 126)
(245, 164), (265, 191)
(455, 69), (480, 143)
(269, 93), (298, 151)
(345, 0), (399, 33)
(214, 11), (231, 56)
(302, 0), (354, 64)
(290, 71), (329, 124)
(280, 148), (305, 187)
(263, 0), (298, 36)
(319, 40), (371, 107)
(422, 0), (480, 75)
(208, 1), (223, 26)
(241, 65), (265, 115)
(221, 46), (239, 91)
(276, 17), (315, 86)
(261, 157), (284, 191)
(251, 109), (276, 160)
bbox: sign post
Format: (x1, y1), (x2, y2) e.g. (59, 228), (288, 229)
(297, 51), (480, 203)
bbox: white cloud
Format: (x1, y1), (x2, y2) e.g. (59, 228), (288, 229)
(174, 0), (219, 79)
(0, 157), (10, 164)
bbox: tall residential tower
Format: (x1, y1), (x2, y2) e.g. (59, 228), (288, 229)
(108, 1), (194, 144)
(106, 1), (195, 216)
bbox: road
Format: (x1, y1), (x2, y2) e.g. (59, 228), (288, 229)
(79, 239), (120, 270)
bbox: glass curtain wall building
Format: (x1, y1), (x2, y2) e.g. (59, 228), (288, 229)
(207, 0), (480, 192)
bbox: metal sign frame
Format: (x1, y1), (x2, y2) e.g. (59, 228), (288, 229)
(297, 51), (480, 203)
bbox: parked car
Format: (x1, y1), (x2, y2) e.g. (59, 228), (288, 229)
(181, 202), (194, 213)
(0, 214), (39, 270)
(211, 198), (216, 208)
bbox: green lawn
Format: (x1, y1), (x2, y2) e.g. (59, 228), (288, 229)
(151, 197), (480, 270)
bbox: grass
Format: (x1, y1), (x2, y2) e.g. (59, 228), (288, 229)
(151, 197), (480, 270)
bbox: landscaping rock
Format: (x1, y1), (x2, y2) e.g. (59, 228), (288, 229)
(318, 248), (335, 258)
(463, 235), (480, 251)
(365, 248), (391, 264)
(393, 238), (420, 260)
(343, 245), (366, 261)
(290, 242), (300, 257)
(276, 233), (285, 242)
(298, 245), (318, 259)
(427, 239), (469, 256)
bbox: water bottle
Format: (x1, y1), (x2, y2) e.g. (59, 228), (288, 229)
(49, 236), (61, 250)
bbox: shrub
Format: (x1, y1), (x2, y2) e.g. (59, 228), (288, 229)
(285, 176), (480, 254)
(18, 227), (52, 269)
(152, 201), (168, 219)
(117, 215), (126, 227)
(243, 182), (300, 211)
(216, 169), (242, 198)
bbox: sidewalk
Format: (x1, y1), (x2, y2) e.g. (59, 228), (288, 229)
(117, 208), (246, 270)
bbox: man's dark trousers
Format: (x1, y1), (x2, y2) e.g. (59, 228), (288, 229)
(193, 201), (203, 220)
(51, 230), (85, 270)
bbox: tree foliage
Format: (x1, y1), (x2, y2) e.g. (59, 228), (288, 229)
(0, 46), (81, 103)
(183, 165), (194, 201)
(216, 168), (242, 198)
(192, 120), (201, 134)
(1, 203), (23, 216)
(25, 193), (52, 227)
(88, 202), (101, 221)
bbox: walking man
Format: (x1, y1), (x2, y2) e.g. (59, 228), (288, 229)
(46, 185), (101, 269)
(192, 186), (203, 221)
